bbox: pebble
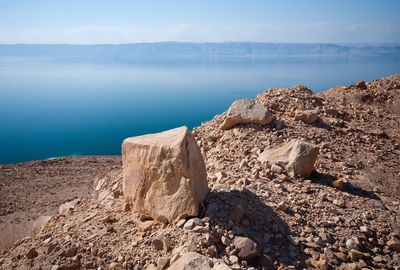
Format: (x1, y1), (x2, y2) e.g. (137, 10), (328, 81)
(346, 239), (359, 250)
(26, 248), (38, 259)
(333, 199), (345, 208)
(348, 249), (365, 261)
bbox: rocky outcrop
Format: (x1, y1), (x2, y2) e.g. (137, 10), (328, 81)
(258, 139), (319, 178)
(122, 126), (209, 222)
(220, 99), (273, 130)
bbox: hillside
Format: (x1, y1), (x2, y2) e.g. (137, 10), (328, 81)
(1, 43), (399, 60)
(0, 75), (399, 269)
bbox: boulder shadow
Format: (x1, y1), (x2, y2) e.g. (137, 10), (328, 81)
(200, 189), (307, 269)
(310, 171), (380, 200)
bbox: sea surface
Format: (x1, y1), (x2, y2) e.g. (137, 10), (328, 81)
(1, 54), (399, 163)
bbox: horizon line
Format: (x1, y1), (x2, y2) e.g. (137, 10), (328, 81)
(1, 41), (400, 46)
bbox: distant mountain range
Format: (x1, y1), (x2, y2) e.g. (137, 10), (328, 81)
(0, 42), (399, 58)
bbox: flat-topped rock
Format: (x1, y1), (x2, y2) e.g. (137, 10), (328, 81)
(221, 99), (273, 130)
(122, 126), (209, 222)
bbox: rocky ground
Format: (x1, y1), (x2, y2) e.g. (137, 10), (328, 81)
(0, 156), (121, 250)
(0, 75), (399, 270)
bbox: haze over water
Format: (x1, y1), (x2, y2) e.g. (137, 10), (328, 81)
(0, 48), (399, 163)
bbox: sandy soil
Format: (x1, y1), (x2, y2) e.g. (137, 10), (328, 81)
(0, 156), (121, 250)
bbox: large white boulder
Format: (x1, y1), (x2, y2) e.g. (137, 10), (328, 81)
(221, 99), (273, 130)
(122, 126), (209, 222)
(258, 139), (319, 178)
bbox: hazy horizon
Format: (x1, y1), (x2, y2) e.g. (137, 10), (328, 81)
(1, 41), (400, 45)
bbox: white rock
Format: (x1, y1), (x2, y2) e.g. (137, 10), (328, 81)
(294, 110), (319, 124)
(220, 99), (273, 130)
(122, 126), (209, 222)
(258, 139), (319, 178)
(168, 252), (212, 270)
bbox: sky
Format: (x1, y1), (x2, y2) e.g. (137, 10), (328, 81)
(0, 0), (399, 44)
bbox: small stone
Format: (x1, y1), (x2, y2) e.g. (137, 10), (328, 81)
(175, 219), (186, 228)
(47, 243), (58, 255)
(138, 220), (154, 232)
(63, 246), (78, 257)
(26, 247), (38, 259)
(156, 257), (170, 270)
(352, 80), (367, 89)
(221, 236), (231, 246)
(123, 203), (131, 212)
(373, 255), (384, 263)
(346, 239), (359, 250)
(233, 236), (259, 260)
(332, 179), (346, 190)
(152, 235), (171, 252)
(109, 262), (121, 270)
(348, 249), (365, 261)
(271, 164), (284, 174)
(359, 226), (370, 235)
(277, 201), (289, 212)
(192, 225), (208, 233)
(215, 171), (227, 182)
(183, 218), (203, 230)
(229, 255), (239, 264)
(335, 252), (348, 262)
(333, 199), (345, 208)
(387, 238), (400, 252)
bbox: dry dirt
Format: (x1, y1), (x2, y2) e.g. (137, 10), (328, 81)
(0, 156), (121, 250)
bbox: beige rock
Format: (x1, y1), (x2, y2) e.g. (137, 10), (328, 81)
(258, 139), (319, 178)
(122, 126), (209, 222)
(59, 199), (80, 215)
(294, 110), (319, 124)
(387, 238), (400, 252)
(168, 252), (212, 270)
(31, 215), (52, 237)
(332, 179), (347, 190)
(220, 99), (273, 130)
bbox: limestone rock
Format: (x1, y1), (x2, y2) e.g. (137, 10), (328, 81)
(168, 252), (212, 270)
(294, 110), (319, 124)
(122, 126), (209, 222)
(233, 236), (259, 260)
(220, 99), (273, 130)
(258, 139), (319, 178)
(32, 215), (52, 237)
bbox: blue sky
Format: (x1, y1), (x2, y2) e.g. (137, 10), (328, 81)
(0, 0), (399, 44)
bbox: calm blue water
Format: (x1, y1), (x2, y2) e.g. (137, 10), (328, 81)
(0, 55), (399, 163)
